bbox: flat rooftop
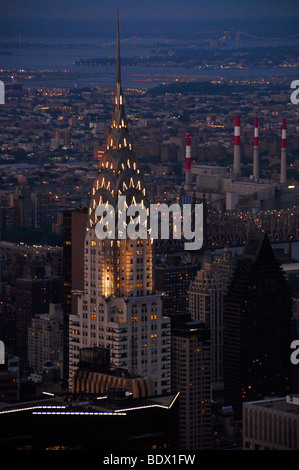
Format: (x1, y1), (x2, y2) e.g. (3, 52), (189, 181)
(0, 391), (180, 416)
(243, 395), (299, 415)
(282, 263), (299, 272)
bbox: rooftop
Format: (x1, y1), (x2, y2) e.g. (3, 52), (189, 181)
(0, 391), (180, 416)
(244, 394), (299, 415)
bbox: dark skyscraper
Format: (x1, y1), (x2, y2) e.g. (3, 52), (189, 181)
(223, 232), (293, 417)
(15, 274), (61, 372)
(62, 207), (87, 386)
(155, 255), (197, 317)
(171, 320), (211, 450)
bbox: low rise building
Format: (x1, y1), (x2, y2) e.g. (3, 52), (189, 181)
(243, 395), (299, 450)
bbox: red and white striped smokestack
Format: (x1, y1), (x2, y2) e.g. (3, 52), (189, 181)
(253, 116), (259, 181)
(254, 116), (259, 147)
(185, 134), (191, 171)
(233, 115), (241, 175)
(281, 118), (286, 149)
(185, 133), (191, 189)
(280, 118), (287, 184)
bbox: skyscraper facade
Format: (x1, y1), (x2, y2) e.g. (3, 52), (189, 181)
(69, 14), (171, 396)
(188, 249), (235, 391)
(62, 207), (87, 386)
(223, 232), (293, 417)
(171, 321), (211, 450)
(155, 254), (197, 316)
(28, 303), (63, 377)
(188, 266), (223, 389)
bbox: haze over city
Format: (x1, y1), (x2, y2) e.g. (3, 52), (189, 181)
(2, 0), (298, 19)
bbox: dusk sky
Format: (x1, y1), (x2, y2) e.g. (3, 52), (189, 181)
(2, 0), (299, 19)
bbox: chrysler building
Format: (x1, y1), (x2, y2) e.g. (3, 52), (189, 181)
(69, 12), (171, 396)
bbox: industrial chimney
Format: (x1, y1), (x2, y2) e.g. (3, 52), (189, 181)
(233, 115), (241, 175)
(253, 116), (259, 181)
(184, 133), (192, 190)
(280, 118), (287, 185)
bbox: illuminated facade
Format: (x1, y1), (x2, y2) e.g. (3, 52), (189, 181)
(69, 14), (171, 396)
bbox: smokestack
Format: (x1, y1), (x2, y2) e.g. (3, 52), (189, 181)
(233, 115), (241, 175)
(253, 116), (259, 181)
(184, 133), (191, 190)
(280, 118), (287, 185)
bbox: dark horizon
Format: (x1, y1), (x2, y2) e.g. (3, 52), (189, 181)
(2, 0), (299, 19)
(1, 15), (299, 39)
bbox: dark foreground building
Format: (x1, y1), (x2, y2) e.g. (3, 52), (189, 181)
(171, 321), (211, 450)
(223, 232), (293, 418)
(0, 391), (179, 450)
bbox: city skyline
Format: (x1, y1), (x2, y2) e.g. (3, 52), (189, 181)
(0, 5), (299, 454)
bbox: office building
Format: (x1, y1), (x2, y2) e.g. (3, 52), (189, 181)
(155, 255), (197, 316)
(243, 394), (299, 450)
(188, 248), (235, 393)
(188, 266), (223, 390)
(28, 303), (64, 377)
(62, 207), (87, 386)
(223, 232), (293, 417)
(62, 207), (88, 316)
(69, 14), (171, 396)
(0, 369), (18, 403)
(171, 321), (211, 450)
(15, 274), (61, 368)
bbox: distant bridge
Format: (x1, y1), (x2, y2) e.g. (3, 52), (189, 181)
(205, 205), (299, 248)
(154, 204), (299, 253)
(237, 31), (299, 41)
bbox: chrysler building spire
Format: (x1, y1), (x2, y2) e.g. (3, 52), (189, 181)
(112, 7), (125, 129)
(116, 7), (121, 86)
(87, 10), (148, 242)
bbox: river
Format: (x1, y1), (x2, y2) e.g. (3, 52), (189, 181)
(1, 39), (298, 89)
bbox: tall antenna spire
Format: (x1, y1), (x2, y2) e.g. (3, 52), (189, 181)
(109, 6), (128, 135)
(116, 7), (121, 85)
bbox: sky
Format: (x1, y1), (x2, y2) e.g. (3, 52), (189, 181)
(1, 0), (299, 20)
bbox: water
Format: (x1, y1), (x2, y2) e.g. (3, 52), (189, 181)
(1, 45), (298, 90)
(1, 17), (298, 89)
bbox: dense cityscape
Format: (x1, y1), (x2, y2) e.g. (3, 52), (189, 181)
(1, 4), (299, 458)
